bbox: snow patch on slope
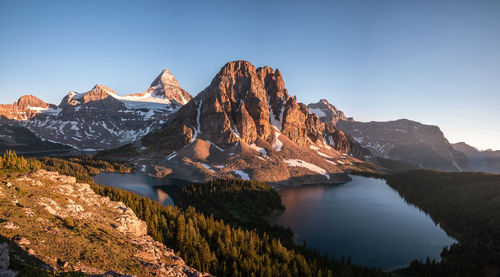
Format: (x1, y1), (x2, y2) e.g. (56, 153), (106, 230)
(167, 152), (177, 161)
(269, 97), (285, 131)
(191, 100), (203, 142)
(201, 163), (215, 173)
(250, 143), (267, 156)
(284, 159), (330, 180)
(272, 132), (283, 151)
(309, 145), (333, 158)
(232, 170), (250, 180)
(308, 108), (326, 117)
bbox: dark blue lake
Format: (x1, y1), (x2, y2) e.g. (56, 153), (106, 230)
(274, 175), (457, 270)
(93, 172), (456, 270)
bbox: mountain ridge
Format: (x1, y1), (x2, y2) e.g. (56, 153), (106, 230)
(308, 99), (472, 172)
(104, 60), (370, 187)
(2, 62), (496, 176)
(452, 142), (500, 173)
(0, 95), (55, 121)
(0, 69), (193, 151)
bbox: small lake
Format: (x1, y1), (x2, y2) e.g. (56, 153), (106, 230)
(273, 175), (457, 270)
(93, 172), (176, 205)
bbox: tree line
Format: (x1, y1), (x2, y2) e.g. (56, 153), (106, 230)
(0, 150), (41, 173)
(36, 155), (383, 276)
(386, 169), (500, 276)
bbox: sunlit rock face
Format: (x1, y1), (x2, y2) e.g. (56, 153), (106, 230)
(127, 61), (368, 187)
(0, 95), (54, 120)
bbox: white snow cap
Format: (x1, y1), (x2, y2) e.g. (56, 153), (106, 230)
(151, 69), (180, 87)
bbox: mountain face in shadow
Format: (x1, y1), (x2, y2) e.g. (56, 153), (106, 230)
(453, 142), (500, 173)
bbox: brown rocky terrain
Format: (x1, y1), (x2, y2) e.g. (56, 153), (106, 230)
(0, 170), (208, 276)
(106, 61), (371, 187)
(0, 95), (55, 120)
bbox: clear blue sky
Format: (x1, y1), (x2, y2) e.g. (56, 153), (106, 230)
(1, 0), (499, 150)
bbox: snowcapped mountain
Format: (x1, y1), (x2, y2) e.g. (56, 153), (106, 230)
(2, 69), (192, 151)
(126, 69), (192, 105)
(103, 61), (370, 187)
(307, 99), (352, 126)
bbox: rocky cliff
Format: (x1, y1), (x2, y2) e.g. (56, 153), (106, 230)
(0, 170), (208, 276)
(110, 61), (369, 187)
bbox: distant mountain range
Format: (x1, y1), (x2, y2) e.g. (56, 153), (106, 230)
(307, 100), (472, 172)
(0, 69), (192, 152)
(452, 142), (500, 173)
(337, 119), (471, 171)
(1, 60), (498, 181)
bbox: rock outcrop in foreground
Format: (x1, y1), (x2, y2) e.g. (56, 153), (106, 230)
(0, 170), (208, 277)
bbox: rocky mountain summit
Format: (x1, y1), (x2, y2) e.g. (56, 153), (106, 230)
(2, 69), (192, 151)
(0, 95), (55, 121)
(128, 69), (192, 105)
(0, 170), (207, 276)
(453, 142), (500, 173)
(307, 99), (352, 126)
(107, 61), (369, 187)
(337, 119), (470, 171)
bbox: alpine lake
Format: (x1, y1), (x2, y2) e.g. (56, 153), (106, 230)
(93, 172), (456, 270)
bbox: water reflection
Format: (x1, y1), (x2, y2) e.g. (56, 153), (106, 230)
(93, 172), (176, 206)
(274, 175), (457, 270)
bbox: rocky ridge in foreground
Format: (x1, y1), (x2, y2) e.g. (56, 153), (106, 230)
(0, 170), (208, 277)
